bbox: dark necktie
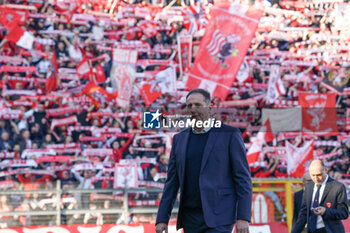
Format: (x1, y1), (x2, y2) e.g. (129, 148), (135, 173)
(309, 185), (321, 233)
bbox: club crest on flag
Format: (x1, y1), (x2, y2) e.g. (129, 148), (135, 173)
(206, 29), (241, 68)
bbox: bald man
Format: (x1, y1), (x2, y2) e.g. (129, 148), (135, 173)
(291, 160), (349, 233)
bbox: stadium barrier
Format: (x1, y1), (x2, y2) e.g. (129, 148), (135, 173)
(0, 179), (348, 233)
(0, 223), (290, 233)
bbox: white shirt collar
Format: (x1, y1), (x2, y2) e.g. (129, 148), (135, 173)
(191, 119), (213, 134)
(192, 125), (212, 134)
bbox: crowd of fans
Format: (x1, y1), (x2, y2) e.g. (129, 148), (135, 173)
(0, 0), (349, 228)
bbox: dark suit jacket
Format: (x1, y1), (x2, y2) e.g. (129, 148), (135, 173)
(291, 177), (349, 233)
(156, 124), (252, 230)
(293, 189), (304, 227)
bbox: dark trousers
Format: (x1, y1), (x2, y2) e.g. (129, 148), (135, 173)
(308, 228), (326, 233)
(182, 209), (233, 233)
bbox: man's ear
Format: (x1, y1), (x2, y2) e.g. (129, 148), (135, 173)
(208, 103), (212, 112)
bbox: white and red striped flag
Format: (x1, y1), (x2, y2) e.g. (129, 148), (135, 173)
(286, 140), (314, 177)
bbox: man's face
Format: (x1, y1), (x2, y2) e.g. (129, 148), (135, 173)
(1, 132), (9, 141)
(309, 163), (326, 185)
(186, 93), (211, 122)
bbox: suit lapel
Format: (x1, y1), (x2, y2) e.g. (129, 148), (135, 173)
(200, 129), (219, 174)
(179, 129), (190, 186)
(306, 182), (314, 210)
(320, 177), (333, 205)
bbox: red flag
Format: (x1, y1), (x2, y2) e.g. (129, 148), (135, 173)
(5, 26), (34, 50)
(94, 64), (106, 84)
(263, 119), (275, 143)
(79, 81), (115, 108)
(186, 3), (263, 99)
(286, 140), (314, 177)
(45, 50), (58, 94)
(139, 67), (176, 106)
(139, 21), (158, 38)
(139, 77), (162, 107)
(0, 9), (21, 29)
(181, 3), (208, 35)
(246, 119), (275, 164)
(299, 92), (338, 133)
(54, 1), (76, 13)
(178, 35), (193, 74)
(76, 58), (91, 78)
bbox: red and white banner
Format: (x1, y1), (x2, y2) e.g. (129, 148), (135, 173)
(139, 77), (162, 107)
(138, 21), (158, 38)
(36, 156), (75, 164)
(114, 164), (138, 189)
(79, 81), (116, 108)
(5, 26), (34, 50)
(22, 149), (56, 158)
(186, 3), (263, 99)
(246, 131), (265, 164)
(73, 163), (105, 171)
(220, 97), (259, 107)
(177, 35), (192, 74)
(246, 119), (274, 164)
(0, 152), (15, 159)
(46, 107), (81, 118)
(0, 56), (26, 64)
(51, 115), (78, 131)
(113, 48), (138, 65)
(0, 159), (37, 168)
(286, 140), (314, 177)
(76, 58), (91, 77)
(0, 66), (36, 73)
(111, 64), (134, 109)
(0, 108), (23, 119)
(82, 149), (113, 157)
(139, 66), (177, 106)
(266, 65), (285, 104)
(1, 223), (289, 233)
(0, 180), (15, 189)
(299, 92), (338, 133)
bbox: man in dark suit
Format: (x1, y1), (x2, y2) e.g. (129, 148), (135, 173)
(155, 89), (252, 233)
(293, 173), (312, 232)
(291, 160), (349, 233)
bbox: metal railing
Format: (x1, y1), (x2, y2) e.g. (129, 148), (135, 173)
(0, 179), (348, 232)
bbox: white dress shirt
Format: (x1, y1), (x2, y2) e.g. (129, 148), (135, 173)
(311, 175), (329, 229)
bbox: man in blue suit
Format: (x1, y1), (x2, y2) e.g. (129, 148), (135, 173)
(155, 89), (252, 233)
(291, 160), (349, 233)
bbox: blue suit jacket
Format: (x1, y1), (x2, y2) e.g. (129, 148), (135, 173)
(291, 178), (349, 233)
(293, 189), (304, 226)
(156, 124), (252, 229)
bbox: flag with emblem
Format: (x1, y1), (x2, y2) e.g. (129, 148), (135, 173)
(186, 3), (263, 99)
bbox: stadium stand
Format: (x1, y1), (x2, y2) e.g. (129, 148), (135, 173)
(0, 0), (349, 231)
